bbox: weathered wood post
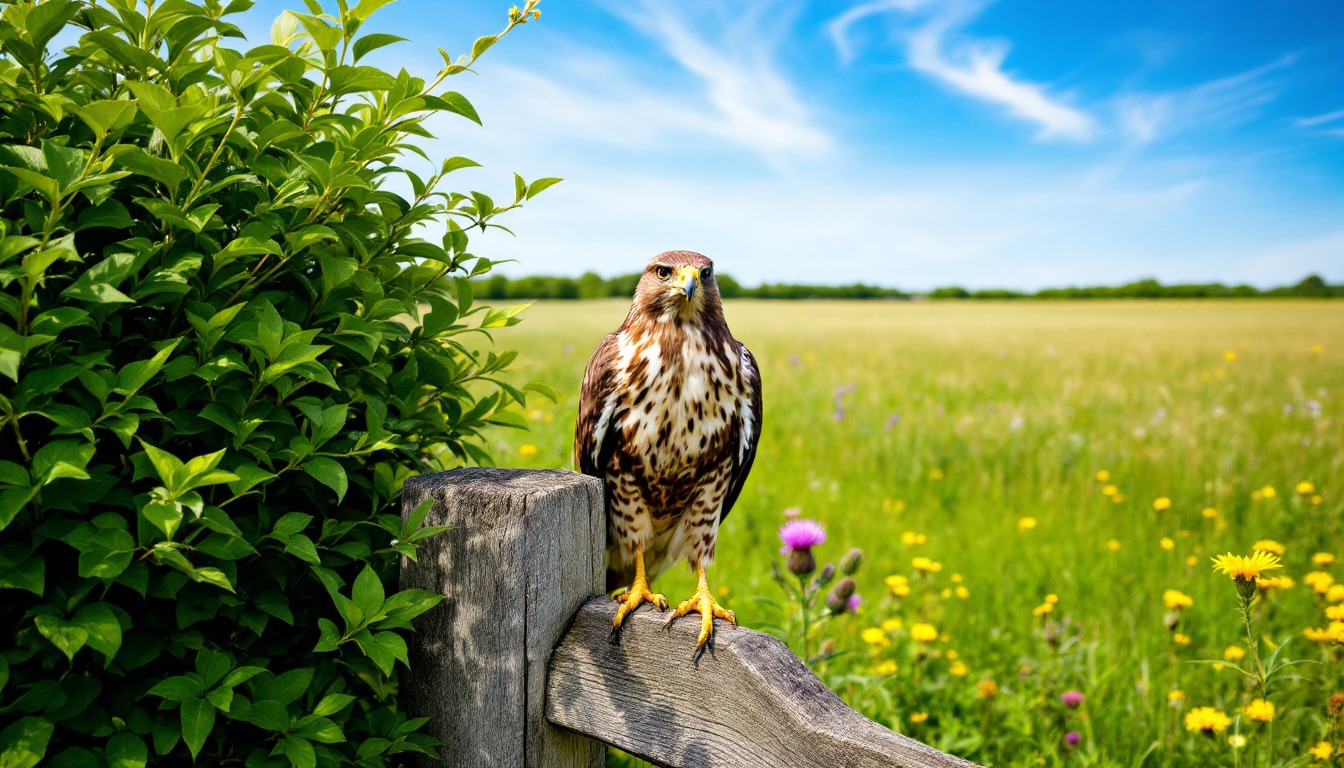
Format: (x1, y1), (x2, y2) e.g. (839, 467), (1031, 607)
(400, 468), (607, 768)
(402, 468), (979, 768)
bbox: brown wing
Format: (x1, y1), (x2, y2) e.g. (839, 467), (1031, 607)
(574, 333), (622, 478)
(719, 342), (762, 524)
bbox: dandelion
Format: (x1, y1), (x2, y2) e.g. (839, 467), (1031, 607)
(1261, 485), (1276, 498)
(1102, 484), (1119, 496)
(1309, 742), (1335, 760)
(1304, 627), (1338, 643)
(1032, 603), (1054, 616)
(955, 585), (970, 599)
(900, 531), (927, 547)
(978, 679), (998, 700)
(909, 712), (928, 723)
(1018, 517), (1037, 532)
(1229, 734), (1247, 749)
(1061, 690), (1084, 708)
(1223, 645), (1245, 661)
(873, 659), (898, 675)
(1163, 590), (1194, 609)
(1173, 633), (1191, 646)
(1168, 690), (1186, 707)
(949, 661), (968, 677)
(1160, 537), (1175, 550)
(1313, 552), (1335, 567)
(1106, 539), (1122, 551)
(1186, 556), (1198, 567)
(1326, 605), (1344, 621)
(1065, 732), (1082, 746)
(861, 627), (890, 648)
(1201, 507), (1218, 519)
(519, 444), (539, 458)
(946, 649), (958, 660)
(1252, 540), (1285, 555)
(1242, 699), (1275, 723)
(910, 623), (938, 643)
(1224, 350), (1236, 362)
(1329, 584), (1344, 602)
(911, 557), (942, 573)
(1153, 497), (1172, 511)
(1256, 575), (1294, 591)
(1184, 707), (1232, 733)
(1096, 470), (1110, 482)
(885, 575), (911, 598)
(1045, 594), (1059, 604)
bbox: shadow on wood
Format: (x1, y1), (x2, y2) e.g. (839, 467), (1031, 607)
(547, 599), (979, 768)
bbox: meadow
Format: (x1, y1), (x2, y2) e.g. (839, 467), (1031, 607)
(488, 299), (1342, 767)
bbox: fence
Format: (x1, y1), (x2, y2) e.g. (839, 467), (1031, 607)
(400, 467), (978, 767)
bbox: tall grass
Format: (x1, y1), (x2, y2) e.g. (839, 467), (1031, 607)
(493, 300), (1343, 767)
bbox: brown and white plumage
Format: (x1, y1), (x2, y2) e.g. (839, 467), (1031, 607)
(575, 250), (762, 652)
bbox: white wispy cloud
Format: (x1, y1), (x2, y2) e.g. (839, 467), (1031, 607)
(1116, 55), (1294, 144)
(828, 0), (1096, 141)
(1296, 108), (1344, 127)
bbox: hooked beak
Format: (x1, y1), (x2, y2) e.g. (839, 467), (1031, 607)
(675, 266), (700, 301)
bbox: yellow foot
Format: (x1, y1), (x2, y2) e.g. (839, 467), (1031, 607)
(663, 570), (736, 661)
(610, 551), (668, 642)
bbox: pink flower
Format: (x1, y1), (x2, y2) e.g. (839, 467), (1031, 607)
(848, 593), (862, 611)
(1065, 731), (1081, 746)
(779, 519), (826, 553)
(1061, 690), (1084, 708)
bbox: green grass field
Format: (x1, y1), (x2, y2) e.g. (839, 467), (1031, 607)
(488, 299), (1343, 767)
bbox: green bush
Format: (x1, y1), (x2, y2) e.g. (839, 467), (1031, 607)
(0, 0), (555, 764)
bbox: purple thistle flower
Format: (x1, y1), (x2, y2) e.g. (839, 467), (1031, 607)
(833, 408), (845, 421)
(1065, 731), (1081, 746)
(1061, 690), (1084, 708)
(835, 386), (847, 398)
(847, 593), (862, 611)
(789, 353), (800, 366)
(779, 519), (826, 553)
(885, 413), (901, 430)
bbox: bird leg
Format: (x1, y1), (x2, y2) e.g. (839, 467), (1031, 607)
(611, 549), (668, 640)
(663, 565), (736, 660)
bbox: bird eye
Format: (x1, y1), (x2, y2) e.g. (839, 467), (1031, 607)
(701, 266), (712, 281)
(655, 266), (672, 280)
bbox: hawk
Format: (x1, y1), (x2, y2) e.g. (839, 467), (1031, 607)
(575, 250), (763, 657)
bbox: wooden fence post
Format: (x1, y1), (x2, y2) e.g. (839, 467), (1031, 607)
(399, 467), (606, 768)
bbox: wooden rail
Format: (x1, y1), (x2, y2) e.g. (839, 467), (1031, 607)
(400, 468), (978, 768)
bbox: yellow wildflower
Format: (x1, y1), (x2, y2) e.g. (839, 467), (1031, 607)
(1018, 517), (1037, 532)
(884, 574), (909, 588)
(873, 659), (898, 675)
(1167, 690), (1186, 706)
(1229, 734), (1247, 749)
(1252, 540), (1285, 555)
(1201, 507), (1218, 519)
(518, 444), (539, 458)
(1328, 584), (1344, 603)
(1211, 551), (1282, 581)
(1326, 604), (1344, 621)
(1256, 575), (1294, 591)
(1032, 603), (1054, 616)
(861, 627), (890, 648)
(1309, 742), (1334, 760)
(911, 557), (942, 573)
(1153, 497), (1172, 511)
(1112, 494), (1126, 503)
(1163, 590), (1194, 609)
(1313, 495), (1323, 505)
(1173, 633), (1191, 646)
(1186, 556), (1198, 567)
(1106, 539), (1122, 551)
(940, 588), (952, 598)
(1304, 571), (1335, 594)
(955, 585), (969, 599)
(949, 660), (968, 677)
(1160, 537), (1175, 551)
(881, 618), (903, 632)
(910, 623), (938, 643)
(1184, 707), (1231, 733)
(1261, 485), (1276, 498)
(900, 531), (927, 547)
(1304, 627), (1337, 643)
(1223, 645), (1245, 662)
(1297, 481), (1315, 495)
(977, 679), (998, 700)
(1224, 350), (1236, 362)
(910, 712), (928, 723)
(1045, 594), (1059, 604)
(1313, 552), (1336, 568)
(1242, 699), (1275, 723)
(1096, 470), (1110, 482)
(946, 649), (958, 660)
(1102, 484), (1119, 496)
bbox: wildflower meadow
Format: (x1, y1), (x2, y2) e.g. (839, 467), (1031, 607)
(495, 299), (1342, 767)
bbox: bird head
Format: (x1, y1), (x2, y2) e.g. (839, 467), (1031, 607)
(631, 250), (722, 323)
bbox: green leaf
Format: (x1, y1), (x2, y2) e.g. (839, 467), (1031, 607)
(116, 340), (181, 396)
(104, 732), (148, 768)
(31, 439), (94, 485)
(34, 614), (88, 661)
(70, 100), (138, 138)
(437, 91), (480, 125)
(292, 714), (344, 744)
(283, 534), (321, 565)
(351, 565), (384, 623)
(180, 698), (215, 761)
(0, 717), (55, 768)
(140, 498), (183, 541)
(275, 736), (315, 768)
(0, 548), (44, 595)
(266, 668), (314, 706)
(352, 32), (406, 61)
(70, 603), (122, 661)
(525, 177), (563, 199)
(312, 618), (341, 652)
(269, 512), (312, 539)
(312, 693), (355, 717)
(219, 666), (265, 689)
(147, 675), (205, 702)
(301, 457), (347, 503)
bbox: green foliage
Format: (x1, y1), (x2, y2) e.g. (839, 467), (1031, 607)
(0, 0), (554, 765)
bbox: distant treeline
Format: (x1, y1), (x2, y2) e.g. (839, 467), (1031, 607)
(474, 273), (1342, 300)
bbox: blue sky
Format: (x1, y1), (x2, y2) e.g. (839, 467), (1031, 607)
(244, 0), (1343, 290)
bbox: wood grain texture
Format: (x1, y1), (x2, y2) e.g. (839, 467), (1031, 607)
(547, 599), (980, 768)
(400, 468), (607, 768)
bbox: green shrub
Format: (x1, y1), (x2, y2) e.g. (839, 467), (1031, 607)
(0, 0), (555, 764)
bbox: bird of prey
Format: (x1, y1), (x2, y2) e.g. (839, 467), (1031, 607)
(575, 250), (763, 657)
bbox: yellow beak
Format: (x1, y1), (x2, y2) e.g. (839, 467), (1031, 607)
(674, 266), (700, 300)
